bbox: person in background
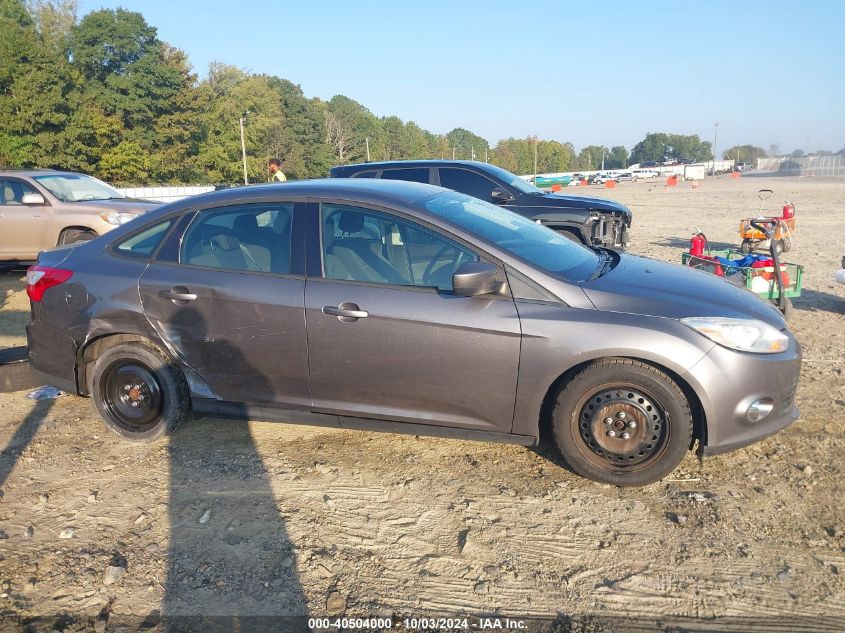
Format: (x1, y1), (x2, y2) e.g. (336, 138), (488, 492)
(268, 158), (286, 182)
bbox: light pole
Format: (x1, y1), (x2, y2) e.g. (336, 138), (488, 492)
(365, 136), (371, 162)
(239, 110), (250, 186)
(533, 135), (538, 181)
(712, 121), (719, 176)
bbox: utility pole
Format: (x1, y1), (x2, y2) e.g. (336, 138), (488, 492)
(471, 145), (475, 161)
(365, 136), (371, 162)
(601, 148), (605, 171)
(485, 148), (488, 163)
(239, 110), (250, 186)
(712, 121), (719, 176)
(533, 136), (538, 181)
(452, 147), (456, 160)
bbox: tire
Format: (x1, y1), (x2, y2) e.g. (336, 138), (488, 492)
(58, 228), (97, 246)
(89, 341), (189, 442)
(551, 359), (693, 486)
(781, 237), (792, 253)
(740, 239), (752, 254)
(780, 297), (794, 320)
(772, 239), (784, 255)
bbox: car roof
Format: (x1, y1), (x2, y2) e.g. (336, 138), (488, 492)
(331, 159), (493, 172)
(0, 168), (83, 177)
(148, 178), (448, 220)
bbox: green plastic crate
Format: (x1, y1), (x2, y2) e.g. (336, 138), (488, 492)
(681, 250), (803, 299)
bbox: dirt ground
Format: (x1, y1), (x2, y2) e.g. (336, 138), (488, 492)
(0, 175), (844, 632)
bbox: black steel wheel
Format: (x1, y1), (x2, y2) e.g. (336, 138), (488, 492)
(552, 359), (693, 486)
(90, 341), (189, 441)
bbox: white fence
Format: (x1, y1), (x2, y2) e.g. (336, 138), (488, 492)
(118, 185), (216, 203)
(756, 156), (845, 177)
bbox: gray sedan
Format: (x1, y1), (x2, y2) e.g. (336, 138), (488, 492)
(25, 179), (801, 486)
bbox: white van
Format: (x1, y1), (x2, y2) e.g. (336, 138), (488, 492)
(632, 169), (660, 179)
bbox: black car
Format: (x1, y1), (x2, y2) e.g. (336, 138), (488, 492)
(330, 161), (631, 249)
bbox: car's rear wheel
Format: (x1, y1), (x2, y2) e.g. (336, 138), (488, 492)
(552, 359), (693, 486)
(58, 228), (97, 246)
(89, 342), (189, 441)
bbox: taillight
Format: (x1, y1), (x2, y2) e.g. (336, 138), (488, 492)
(26, 266), (73, 302)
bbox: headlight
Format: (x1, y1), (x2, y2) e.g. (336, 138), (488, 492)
(681, 317), (789, 354)
(99, 212), (137, 225)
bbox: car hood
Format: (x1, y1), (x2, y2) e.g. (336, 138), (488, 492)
(523, 192), (632, 224)
(580, 253), (787, 328)
(68, 198), (161, 214)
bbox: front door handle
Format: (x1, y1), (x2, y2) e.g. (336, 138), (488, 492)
(161, 286), (197, 303)
(322, 303), (368, 321)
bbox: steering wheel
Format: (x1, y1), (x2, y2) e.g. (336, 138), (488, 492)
(422, 245), (460, 285)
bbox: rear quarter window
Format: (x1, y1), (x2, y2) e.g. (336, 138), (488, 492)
(114, 220), (172, 259)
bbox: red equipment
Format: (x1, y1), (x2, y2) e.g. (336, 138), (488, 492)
(781, 202), (795, 219)
(690, 232), (706, 257)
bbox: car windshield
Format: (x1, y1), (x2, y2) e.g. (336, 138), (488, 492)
(478, 163), (544, 195)
(33, 174), (124, 202)
(423, 191), (600, 282)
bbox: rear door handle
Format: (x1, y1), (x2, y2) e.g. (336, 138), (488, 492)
(322, 303), (368, 320)
(161, 286), (197, 303)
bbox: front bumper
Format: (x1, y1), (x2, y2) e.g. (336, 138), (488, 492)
(685, 333), (802, 456)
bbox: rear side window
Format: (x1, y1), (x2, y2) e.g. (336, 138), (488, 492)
(438, 168), (498, 202)
(379, 168), (430, 184)
(352, 170), (378, 178)
(114, 220), (172, 259)
(180, 204), (293, 274)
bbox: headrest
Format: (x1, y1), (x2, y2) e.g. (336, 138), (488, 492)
(210, 233), (241, 252)
(273, 209), (291, 234)
(233, 214), (258, 235)
(338, 211), (364, 234)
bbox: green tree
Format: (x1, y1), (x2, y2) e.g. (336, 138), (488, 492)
(446, 127), (489, 160)
(630, 133), (712, 164)
(722, 144), (766, 165)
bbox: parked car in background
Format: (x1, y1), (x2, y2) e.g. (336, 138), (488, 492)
(26, 179), (801, 486)
(632, 169), (660, 180)
(591, 173), (619, 185)
(0, 169), (160, 264)
(615, 172), (637, 182)
(330, 160), (631, 249)
(836, 255), (845, 285)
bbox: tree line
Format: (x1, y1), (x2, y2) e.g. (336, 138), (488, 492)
(1, 1), (780, 185)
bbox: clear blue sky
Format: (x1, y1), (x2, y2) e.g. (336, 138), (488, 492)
(77, 0), (844, 155)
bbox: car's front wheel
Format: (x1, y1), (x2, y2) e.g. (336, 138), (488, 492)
(89, 342), (189, 441)
(552, 359), (693, 486)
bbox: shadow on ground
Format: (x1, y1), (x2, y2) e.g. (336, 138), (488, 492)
(159, 307), (310, 632)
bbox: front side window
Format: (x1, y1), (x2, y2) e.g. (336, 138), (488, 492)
(320, 204), (477, 290)
(115, 219), (172, 259)
(379, 168), (430, 184)
(438, 168), (500, 202)
(423, 191), (599, 283)
(0, 179), (38, 206)
(180, 204), (293, 274)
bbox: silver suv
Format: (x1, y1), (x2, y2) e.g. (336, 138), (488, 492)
(0, 169), (159, 263)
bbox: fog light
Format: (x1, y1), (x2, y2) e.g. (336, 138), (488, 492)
(747, 398), (774, 422)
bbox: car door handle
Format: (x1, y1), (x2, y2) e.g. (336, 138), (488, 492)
(322, 303), (368, 320)
(161, 287), (197, 303)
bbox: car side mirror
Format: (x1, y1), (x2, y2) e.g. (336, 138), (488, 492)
(491, 187), (514, 204)
(21, 192), (46, 205)
(452, 261), (506, 297)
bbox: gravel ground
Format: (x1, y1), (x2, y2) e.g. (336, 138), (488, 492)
(0, 175), (843, 632)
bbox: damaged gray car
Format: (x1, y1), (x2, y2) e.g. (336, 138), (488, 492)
(25, 179), (801, 486)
